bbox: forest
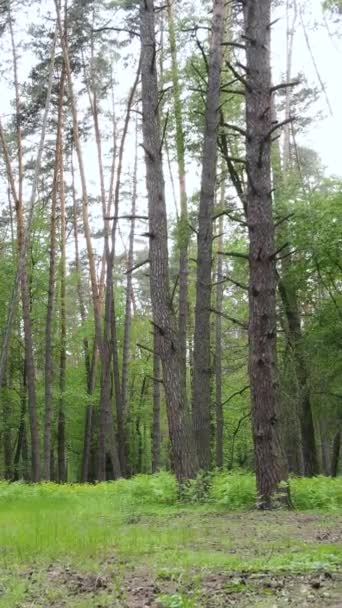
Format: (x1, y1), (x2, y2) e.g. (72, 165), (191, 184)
(0, 0), (341, 606)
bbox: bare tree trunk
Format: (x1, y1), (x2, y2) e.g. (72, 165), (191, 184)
(275, 0), (318, 477)
(0, 18), (57, 395)
(278, 281), (319, 476)
(121, 124), (139, 476)
(70, 155), (96, 482)
(331, 431), (341, 477)
(97, 62), (140, 482)
(167, 0), (189, 404)
(152, 327), (161, 473)
(245, 0), (290, 508)
(192, 0), (225, 471)
(140, 0), (197, 482)
(55, 0), (103, 351)
(58, 141), (67, 483)
(215, 210), (224, 469)
(43, 68), (65, 480)
(10, 33), (40, 481)
(1, 383), (12, 480)
(319, 417), (331, 476)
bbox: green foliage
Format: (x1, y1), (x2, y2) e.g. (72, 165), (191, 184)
(157, 593), (195, 608)
(0, 472), (341, 512)
(209, 471), (256, 509)
(291, 476), (342, 511)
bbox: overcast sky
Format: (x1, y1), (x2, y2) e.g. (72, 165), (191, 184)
(273, 1), (342, 176)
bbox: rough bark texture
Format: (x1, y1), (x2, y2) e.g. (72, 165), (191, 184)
(278, 280), (319, 476)
(152, 327), (161, 473)
(167, 0), (189, 404)
(192, 0), (225, 470)
(121, 127), (138, 476)
(245, 0), (290, 508)
(331, 430), (341, 477)
(271, 101), (304, 476)
(215, 213), (224, 468)
(273, 0), (318, 477)
(43, 68), (65, 480)
(58, 143), (67, 483)
(140, 0), (197, 481)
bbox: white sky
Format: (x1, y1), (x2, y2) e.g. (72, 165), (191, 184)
(0, 0), (341, 262)
(272, 0), (342, 176)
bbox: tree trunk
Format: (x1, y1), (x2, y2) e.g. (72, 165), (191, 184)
(331, 431), (341, 477)
(0, 19), (56, 393)
(140, 0), (197, 482)
(43, 68), (65, 480)
(278, 280), (319, 476)
(1, 384), (12, 480)
(58, 140), (67, 483)
(245, 0), (290, 508)
(97, 61), (140, 481)
(192, 0), (225, 470)
(273, 0), (317, 477)
(152, 327), (161, 473)
(71, 155), (95, 482)
(121, 124), (139, 476)
(167, 0), (189, 404)
(319, 417), (331, 476)
(215, 211), (224, 469)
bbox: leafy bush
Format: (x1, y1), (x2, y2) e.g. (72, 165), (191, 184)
(0, 472), (341, 512)
(209, 471), (256, 509)
(290, 475), (342, 511)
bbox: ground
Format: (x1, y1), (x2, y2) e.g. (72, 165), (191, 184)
(0, 479), (341, 607)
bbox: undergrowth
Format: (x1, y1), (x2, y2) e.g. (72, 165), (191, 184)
(0, 471), (341, 511)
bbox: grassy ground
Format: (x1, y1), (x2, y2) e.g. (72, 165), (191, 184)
(0, 474), (341, 607)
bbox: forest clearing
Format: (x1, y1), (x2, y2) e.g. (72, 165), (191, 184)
(0, 475), (341, 607)
(0, 0), (342, 606)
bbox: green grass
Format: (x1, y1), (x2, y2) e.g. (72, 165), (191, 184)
(0, 473), (341, 607)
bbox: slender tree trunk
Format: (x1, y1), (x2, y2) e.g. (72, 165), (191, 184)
(1, 384), (12, 480)
(192, 0), (225, 470)
(0, 17), (57, 394)
(215, 211), (224, 469)
(245, 0), (290, 508)
(278, 281), (319, 476)
(55, 0), (103, 351)
(97, 62), (140, 481)
(152, 327), (161, 473)
(43, 68), (65, 480)
(121, 125), (139, 477)
(319, 417), (331, 476)
(275, 0), (318, 477)
(58, 141), (66, 483)
(167, 0), (189, 404)
(9, 38), (41, 481)
(70, 155), (96, 482)
(331, 431), (341, 477)
(13, 360), (28, 480)
(140, 0), (197, 482)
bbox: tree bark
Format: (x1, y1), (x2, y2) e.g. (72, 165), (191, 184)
(274, 0), (318, 477)
(167, 0), (189, 405)
(140, 0), (197, 482)
(58, 139), (67, 483)
(0, 15), (57, 396)
(9, 52), (40, 481)
(43, 68), (65, 480)
(331, 431), (341, 477)
(245, 0), (290, 508)
(215, 210), (224, 469)
(121, 123), (139, 477)
(192, 0), (225, 470)
(152, 326), (161, 473)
